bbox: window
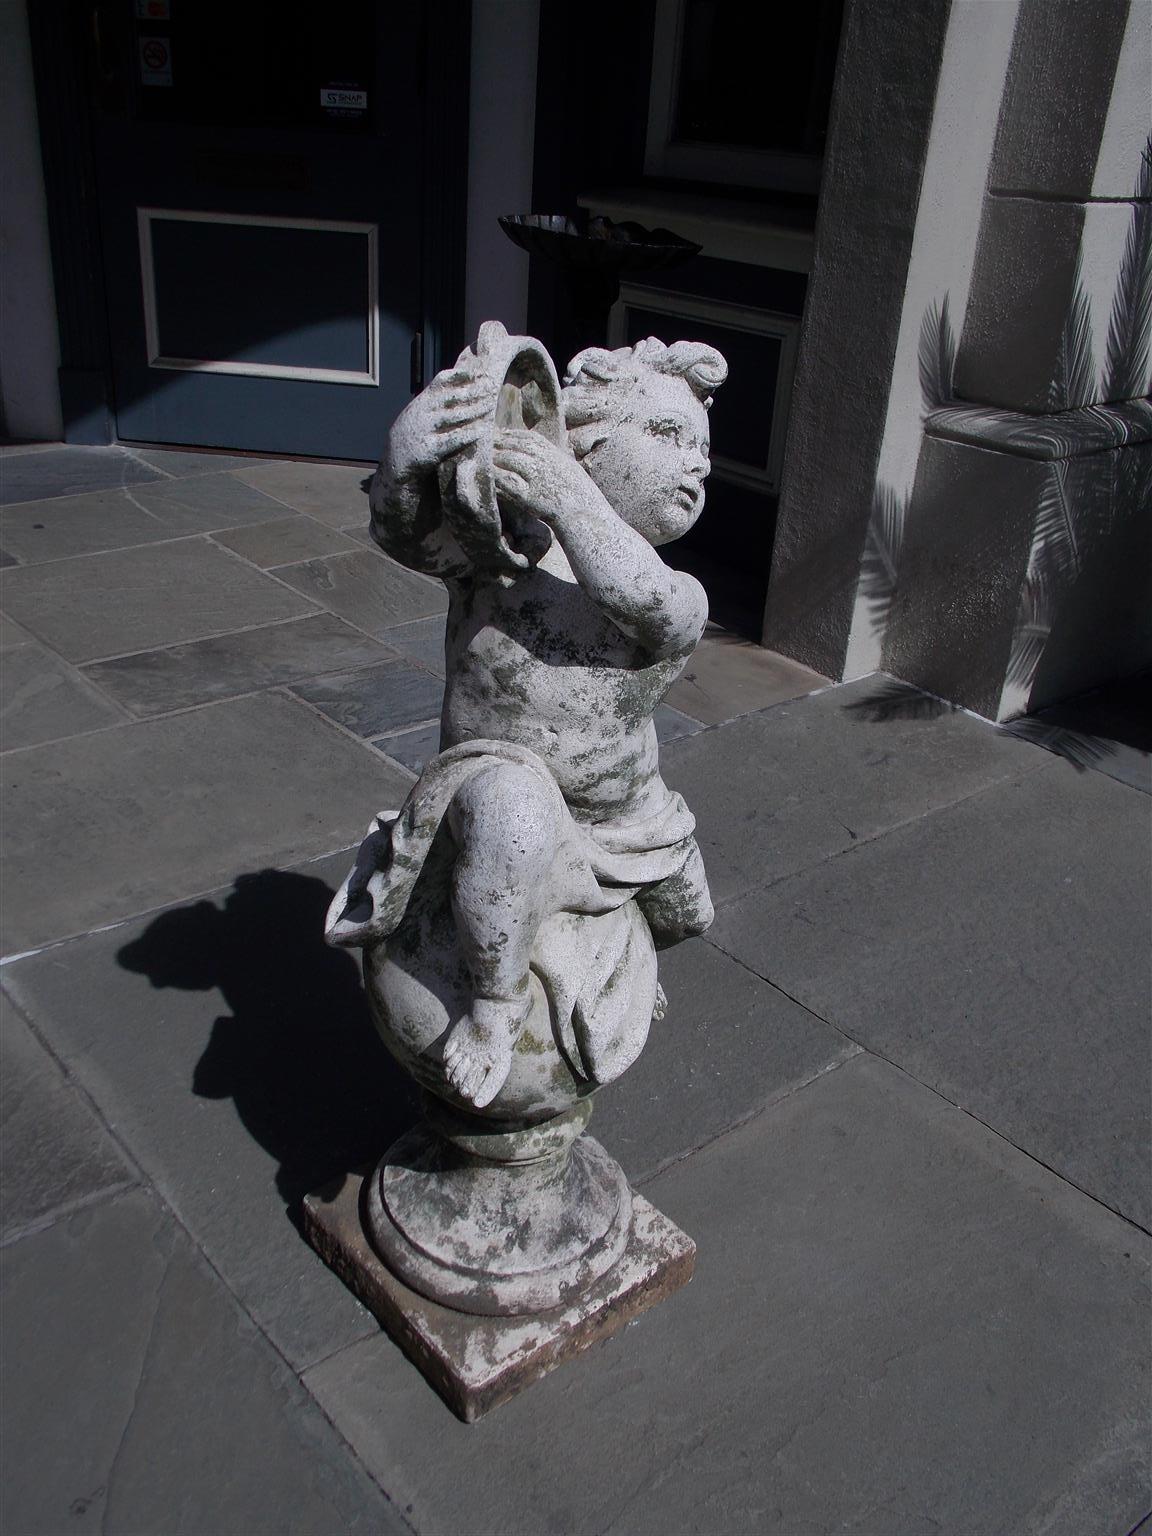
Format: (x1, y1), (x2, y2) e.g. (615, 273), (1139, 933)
(644, 0), (844, 193)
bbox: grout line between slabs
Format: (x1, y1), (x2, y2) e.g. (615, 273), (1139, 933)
(0, 983), (417, 1536)
(701, 931), (1152, 1241)
(0, 838), (363, 967)
(634, 1044), (863, 1192)
(709, 751), (1054, 918)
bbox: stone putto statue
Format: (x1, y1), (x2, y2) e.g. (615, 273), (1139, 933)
(316, 321), (726, 1392)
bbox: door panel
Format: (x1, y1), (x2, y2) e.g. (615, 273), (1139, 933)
(91, 0), (428, 459)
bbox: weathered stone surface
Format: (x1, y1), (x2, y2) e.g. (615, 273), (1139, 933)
(0, 694), (411, 952)
(130, 447), (262, 477)
(882, 433), (1044, 718)
(652, 702), (703, 742)
(304, 1055), (1151, 1535)
(0, 477), (293, 564)
(0, 538), (317, 662)
(1, 1190), (407, 1534)
(956, 197), (1144, 411)
(660, 675), (1042, 905)
(709, 757), (1152, 1228)
(303, 1169), (694, 1422)
(1, 851), (406, 1370)
(0, 991), (133, 1240)
(593, 935), (855, 1183)
(374, 613), (447, 675)
(82, 614), (391, 717)
(987, 0), (1143, 201)
(290, 659), (444, 736)
(373, 722), (439, 776)
(666, 626), (828, 724)
(273, 548), (448, 635)
(232, 459), (373, 526)
(115, 470), (297, 533)
(0, 445), (163, 504)
(1, 641), (124, 749)
(315, 325), (728, 1340)
(210, 514), (360, 568)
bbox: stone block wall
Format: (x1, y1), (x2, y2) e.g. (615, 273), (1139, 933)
(883, 0), (1151, 719)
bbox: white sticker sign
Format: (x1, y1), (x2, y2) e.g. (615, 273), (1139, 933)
(320, 87), (367, 112)
(138, 35), (173, 87)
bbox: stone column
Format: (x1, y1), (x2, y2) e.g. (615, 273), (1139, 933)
(884, 0), (1151, 719)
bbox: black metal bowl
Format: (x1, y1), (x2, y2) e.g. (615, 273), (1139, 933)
(498, 213), (702, 273)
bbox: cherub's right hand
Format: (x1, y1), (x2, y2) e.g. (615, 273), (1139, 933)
(387, 366), (498, 482)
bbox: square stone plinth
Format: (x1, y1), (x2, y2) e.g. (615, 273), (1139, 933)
(302, 1171), (695, 1422)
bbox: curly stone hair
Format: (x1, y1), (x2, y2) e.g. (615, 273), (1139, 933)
(562, 337), (728, 460)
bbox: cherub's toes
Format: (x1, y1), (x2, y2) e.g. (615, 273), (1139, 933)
(472, 1068), (500, 1109)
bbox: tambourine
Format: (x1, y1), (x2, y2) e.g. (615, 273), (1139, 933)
(437, 320), (566, 576)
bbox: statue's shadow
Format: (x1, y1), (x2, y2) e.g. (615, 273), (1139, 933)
(117, 868), (418, 1223)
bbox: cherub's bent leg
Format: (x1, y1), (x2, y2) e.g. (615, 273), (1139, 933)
(441, 762), (560, 1106)
(635, 838), (714, 951)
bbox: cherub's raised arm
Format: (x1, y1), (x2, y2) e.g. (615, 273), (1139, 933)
(493, 432), (708, 658)
(369, 368), (497, 578)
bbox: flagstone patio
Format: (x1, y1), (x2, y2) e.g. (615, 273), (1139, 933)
(2, 442), (1149, 1535)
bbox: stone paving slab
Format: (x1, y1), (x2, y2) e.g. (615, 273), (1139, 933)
(0, 476), (292, 566)
(376, 614), (447, 676)
(653, 702), (704, 742)
(373, 722), (439, 776)
(0, 1189), (408, 1535)
(274, 549), (448, 636)
(0, 445), (163, 504)
(125, 470), (298, 532)
(0, 992), (134, 1241)
(1, 851), (408, 1370)
(661, 674), (1045, 906)
(0, 693), (412, 953)
(593, 936), (856, 1183)
(84, 613), (391, 717)
(1, 641), (126, 750)
(0, 489), (218, 565)
(666, 625), (829, 724)
(211, 515), (361, 569)
(304, 1054), (1151, 1536)
(0, 848), (854, 1376)
(233, 459), (373, 526)
(0, 612), (30, 650)
(0, 538), (318, 663)
(709, 757), (1152, 1230)
(290, 660), (445, 737)
(130, 447), (266, 477)
(1004, 670), (1152, 796)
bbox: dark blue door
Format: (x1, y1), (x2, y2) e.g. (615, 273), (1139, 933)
(91, 1), (429, 459)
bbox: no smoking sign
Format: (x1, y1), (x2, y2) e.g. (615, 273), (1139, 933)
(138, 35), (173, 87)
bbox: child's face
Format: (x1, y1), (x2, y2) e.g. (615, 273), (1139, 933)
(578, 374), (711, 545)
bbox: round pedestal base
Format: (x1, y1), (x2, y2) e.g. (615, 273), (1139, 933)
(364, 1113), (632, 1316)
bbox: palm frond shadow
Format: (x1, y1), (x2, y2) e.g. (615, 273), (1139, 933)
(1103, 136), (1152, 401)
(843, 679), (958, 723)
(862, 297), (958, 643)
(1006, 141), (1152, 705)
(859, 481), (906, 635)
(1049, 260), (1096, 411)
(1000, 716), (1117, 772)
(918, 294), (956, 411)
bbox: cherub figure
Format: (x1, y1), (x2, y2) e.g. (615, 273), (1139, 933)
(328, 331), (727, 1111)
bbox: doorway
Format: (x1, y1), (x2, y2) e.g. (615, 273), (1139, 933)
(43, 1), (466, 460)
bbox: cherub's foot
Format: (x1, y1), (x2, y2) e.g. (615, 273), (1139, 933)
(442, 994), (532, 1108)
(652, 983), (668, 1023)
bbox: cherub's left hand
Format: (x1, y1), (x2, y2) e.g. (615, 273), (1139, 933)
(492, 430), (603, 525)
